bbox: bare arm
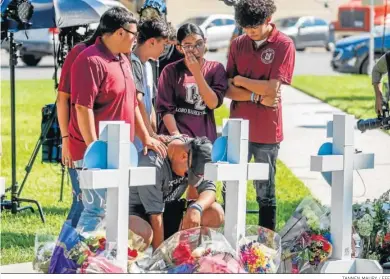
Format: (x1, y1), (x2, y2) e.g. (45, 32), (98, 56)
(225, 79), (252, 101)
(150, 105), (157, 133)
(75, 104), (97, 147)
(181, 189), (216, 230)
(184, 51), (219, 109)
(195, 190), (216, 211)
(162, 114), (180, 135)
(137, 92), (155, 136)
(372, 53), (388, 85)
(135, 106), (151, 144)
(57, 91), (71, 137)
(235, 76), (281, 97)
(135, 107), (167, 157)
(57, 91), (73, 167)
(149, 214), (164, 250)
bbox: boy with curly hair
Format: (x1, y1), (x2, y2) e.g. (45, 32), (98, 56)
(225, 0), (296, 231)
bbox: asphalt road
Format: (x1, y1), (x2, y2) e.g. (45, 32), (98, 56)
(1, 47), (340, 81)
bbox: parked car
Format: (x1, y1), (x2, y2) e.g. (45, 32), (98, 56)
(227, 16), (335, 53)
(331, 25), (390, 74)
(274, 16), (334, 52)
(1, 28), (59, 66)
(1, 0), (126, 66)
(178, 14), (236, 51)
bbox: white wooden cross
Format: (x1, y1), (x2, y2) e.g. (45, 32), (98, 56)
(310, 114), (383, 273)
(79, 121), (156, 272)
(204, 118), (269, 249)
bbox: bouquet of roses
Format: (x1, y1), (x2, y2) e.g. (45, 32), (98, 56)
(238, 226), (281, 273)
(278, 197), (332, 273)
(145, 227), (246, 273)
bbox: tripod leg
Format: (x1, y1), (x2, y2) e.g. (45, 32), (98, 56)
(18, 198), (45, 223)
(17, 205), (34, 213)
(60, 165), (65, 202)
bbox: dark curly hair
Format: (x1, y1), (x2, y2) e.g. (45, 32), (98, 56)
(234, 0), (277, 28)
(137, 17), (170, 45)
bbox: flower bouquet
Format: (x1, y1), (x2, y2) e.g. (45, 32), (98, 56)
(145, 227), (246, 273)
(278, 197), (332, 273)
(49, 220), (145, 274)
(238, 226), (282, 273)
(353, 190), (390, 266)
(33, 233), (57, 273)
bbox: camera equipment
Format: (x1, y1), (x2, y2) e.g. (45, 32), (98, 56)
(15, 102), (68, 208)
(57, 25), (87, 67)
(41, 104), (62, 164)
(357, 51), (390, 133)
(0, 0), (46, 222)
(357, 99), (390, 133)
(1, 0), (34, 41)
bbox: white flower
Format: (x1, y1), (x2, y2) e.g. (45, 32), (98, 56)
(356, 214), (374, 237)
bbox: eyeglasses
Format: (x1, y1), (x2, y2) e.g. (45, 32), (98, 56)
(181, 41), (205, 51)
(122, 27), (138, 37)
(242, 24), (262, 30)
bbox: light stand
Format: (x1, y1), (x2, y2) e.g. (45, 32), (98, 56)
(0, 32), (45, 223)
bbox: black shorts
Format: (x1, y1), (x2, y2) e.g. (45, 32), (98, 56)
(129, 199), (194, 240)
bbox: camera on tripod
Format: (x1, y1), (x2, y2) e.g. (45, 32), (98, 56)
(357, 93), (390, 133)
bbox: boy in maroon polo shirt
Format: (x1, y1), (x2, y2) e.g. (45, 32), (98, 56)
(69, 8), (166, 162)
(225, 0), (295, 231)
(68, 7), (167, 231)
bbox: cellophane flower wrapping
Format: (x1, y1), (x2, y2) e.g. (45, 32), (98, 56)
(277, 197), (332, 273)
(238, 226), (281, 273)
(33, 233), (57, 273)
(49, 217), (146, 273)
(353, 190), (390, 266)
(144, 227), (246, 273)
(76, 242), (125, 274)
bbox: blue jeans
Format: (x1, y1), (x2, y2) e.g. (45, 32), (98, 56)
(222, 142), (280, 230)
(74, 160), (107, 233)
(66, 168), (83, 228)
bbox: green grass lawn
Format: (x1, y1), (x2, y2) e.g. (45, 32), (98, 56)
(1, 79), (312, 265)
(292, 75), (379, 121)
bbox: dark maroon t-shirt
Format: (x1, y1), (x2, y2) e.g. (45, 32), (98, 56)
(58, 43), (87, 93)
(68, 37), (138, 161)
(227, 24), (295, 144)
(156, 59), (227, 143)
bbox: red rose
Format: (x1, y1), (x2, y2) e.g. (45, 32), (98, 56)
(384, 233), (390, 243)
(311, 235), (326, 242)
(128, 248), (138, 259)
(98, 238), (106, 250)
(172, 242), (194, 265)
(323, 241), (331, 252)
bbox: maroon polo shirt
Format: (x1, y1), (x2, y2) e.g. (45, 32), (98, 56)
(68, 37), (138, 161)
(58, 43), (87, 93)
(226, 24), (295, 144)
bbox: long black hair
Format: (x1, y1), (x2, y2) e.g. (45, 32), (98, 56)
(177, 23), (205, 43)
(82, 25), (103, 46)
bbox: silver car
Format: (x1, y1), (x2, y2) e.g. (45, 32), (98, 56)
(1, 28), (59, 66)
(275, 16), (334, 52)
(178, 14), (236, 51)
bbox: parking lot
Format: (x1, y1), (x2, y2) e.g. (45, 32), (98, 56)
(1, 47), (340, 82)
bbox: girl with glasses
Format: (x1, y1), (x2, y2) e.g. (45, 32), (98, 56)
(156, 23), (228, 144)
